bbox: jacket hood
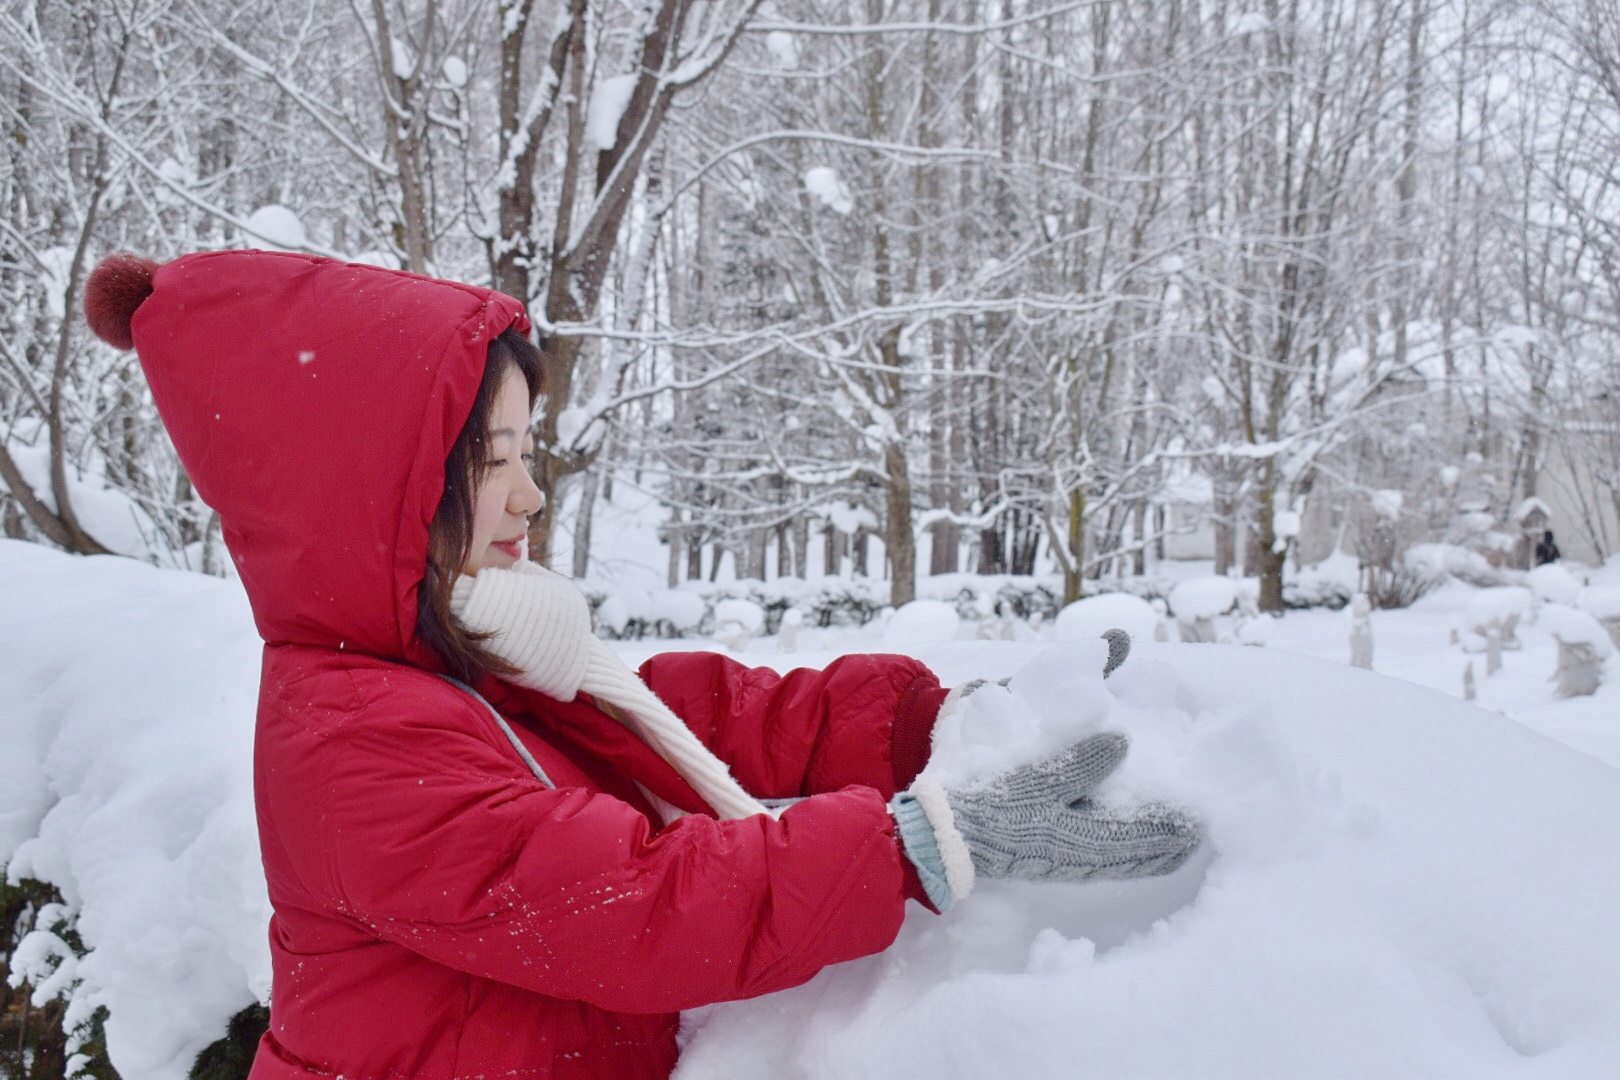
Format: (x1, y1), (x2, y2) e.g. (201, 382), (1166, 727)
(129, 250), (530, 665)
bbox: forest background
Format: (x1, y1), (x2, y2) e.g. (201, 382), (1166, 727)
(5, 0), (1620, 616)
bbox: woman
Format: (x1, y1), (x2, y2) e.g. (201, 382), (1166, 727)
(84, 250), (1197, 1079)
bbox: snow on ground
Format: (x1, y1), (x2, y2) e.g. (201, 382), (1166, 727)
(3, 538), (1619, 1078)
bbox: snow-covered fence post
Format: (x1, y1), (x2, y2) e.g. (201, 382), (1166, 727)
(1485, 626), (1502, 676)
(1349, 593), (1373, 669)
(1463, 661), (1476, 701)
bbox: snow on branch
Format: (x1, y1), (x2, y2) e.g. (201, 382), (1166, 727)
(748, 1), (1094, 37)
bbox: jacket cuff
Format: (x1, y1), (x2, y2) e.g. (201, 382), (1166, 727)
(891, 672), (948, 791)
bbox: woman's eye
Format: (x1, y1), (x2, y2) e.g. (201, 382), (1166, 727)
(521, 452), (535, 464)
(488, 458), (507, 469)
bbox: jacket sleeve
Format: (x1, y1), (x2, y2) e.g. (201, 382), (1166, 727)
(635, 651), (949, 800)
(265, 672), (911, 1016)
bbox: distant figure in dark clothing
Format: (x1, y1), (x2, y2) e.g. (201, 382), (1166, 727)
(1535, 529), (1561, 566)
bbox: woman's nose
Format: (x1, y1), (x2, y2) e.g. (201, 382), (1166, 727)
(511, 470), (544, 517)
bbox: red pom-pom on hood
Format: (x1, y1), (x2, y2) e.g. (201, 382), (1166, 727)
(84, 253), (158, 350)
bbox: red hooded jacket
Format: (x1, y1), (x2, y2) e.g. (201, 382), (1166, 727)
(122, 251), (946, 1078)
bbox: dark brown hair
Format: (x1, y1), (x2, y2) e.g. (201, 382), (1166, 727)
(417, 326), (544, 682)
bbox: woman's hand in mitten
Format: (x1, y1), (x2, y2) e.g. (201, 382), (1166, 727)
(449, 561), (595, 700)
(892, 732), (1202, 911)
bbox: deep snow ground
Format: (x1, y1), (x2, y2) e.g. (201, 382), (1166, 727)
(3, 538), (1618, 1078)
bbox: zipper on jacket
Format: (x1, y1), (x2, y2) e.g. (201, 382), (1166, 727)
(438, 675), (555, 789)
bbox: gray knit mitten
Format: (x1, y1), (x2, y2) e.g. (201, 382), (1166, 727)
(894, 733), (1201, 910)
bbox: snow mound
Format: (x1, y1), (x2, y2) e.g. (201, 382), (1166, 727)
(1578, 586), (1620, 622)
(681, 644), (1620, 1078)
(1464, 586), (1532, 627)
(882, 600), (961, 647)
(1052, 594), (1159, 644)
(0, 541), (267, 1077)
(1167, 576), (1239, 619)
(1526, 563), (1582, 605)
(7, 542), (1620, 1079)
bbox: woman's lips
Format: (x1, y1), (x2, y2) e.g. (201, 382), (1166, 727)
(493, 539), (524, 560)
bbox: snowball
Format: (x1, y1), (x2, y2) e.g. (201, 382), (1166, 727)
(1526, 563), (1581, 606)
(587, 75), (637, 151)
(1538, 604), (1616, 658)
(243, 205), (308, 252)
(881, 600), (961, 647)
(1168, 576), (1239, 620)
(804, 166), (854, 214)
(926, 642), (1116, 789)
(1052, 593), (1160, 644)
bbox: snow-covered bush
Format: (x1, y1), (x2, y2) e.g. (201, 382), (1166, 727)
(1577, 587), (1620, 649)
(1052, 594), (1160, 644)
(881, 600), (961, 647)
(1539, 604), (1613, 698)
(1526, 563), (1582, 605)
(585, 575), (1067, 640)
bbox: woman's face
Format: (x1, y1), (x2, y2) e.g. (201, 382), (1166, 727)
(463, 367), (543, 576)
